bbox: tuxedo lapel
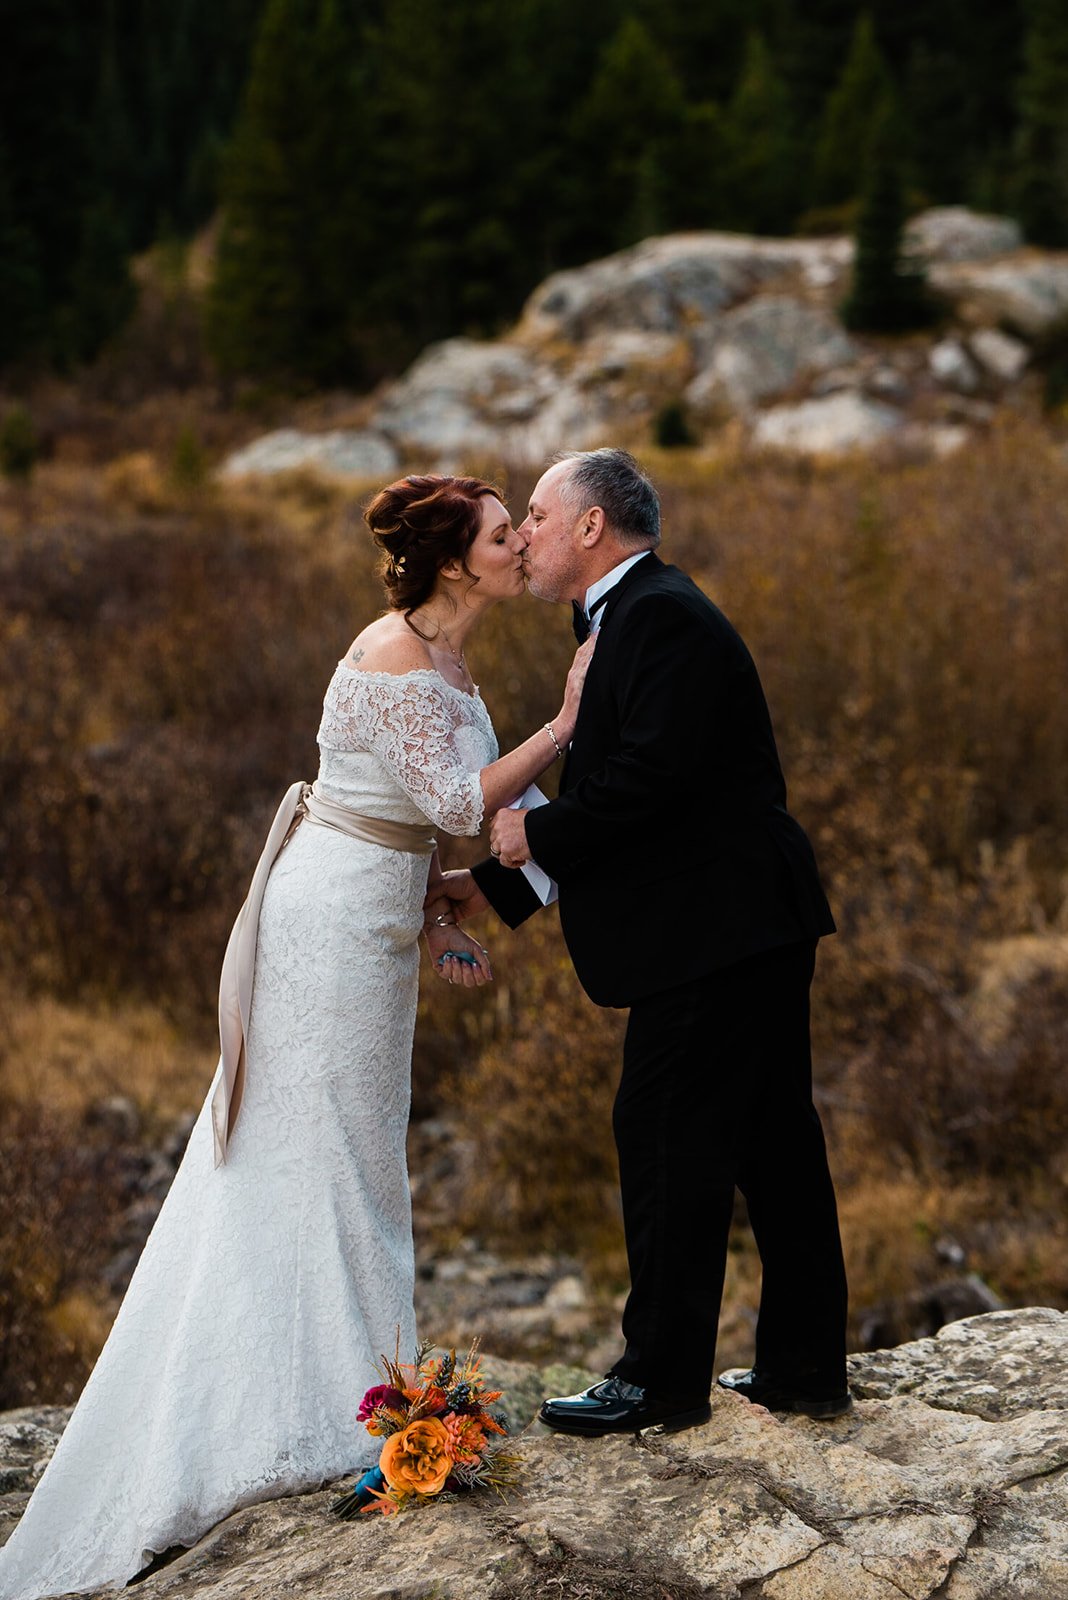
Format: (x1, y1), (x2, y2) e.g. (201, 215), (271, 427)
(560, 552), (661, 796)
(594, 550), (661, 634)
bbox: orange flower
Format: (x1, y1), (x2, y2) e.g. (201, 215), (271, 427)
(416, 1385), (448, 1415)
(443, 1413), (485, 1465)
(379, 1418), (453, 1498)
(364, 1406), (406, 1438)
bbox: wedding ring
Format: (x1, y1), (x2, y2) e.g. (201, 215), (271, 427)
(490, 846), (500, 857)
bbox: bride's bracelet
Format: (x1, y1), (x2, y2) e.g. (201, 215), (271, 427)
(543, 721), (563, 759)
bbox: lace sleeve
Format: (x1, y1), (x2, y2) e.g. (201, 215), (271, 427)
(330, 670), (487, 835)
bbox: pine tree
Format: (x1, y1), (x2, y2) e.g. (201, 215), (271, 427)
(357, 0), (522, 353)
(206, 0), (366, 384)
(841, 98), (932, 332)
(0, 136), (44, 367)
(62, 199), (137, 365)
(1014, 0), (1068, 245)
(62, 2), (138, 364)
(811, 13), (893, 209)
(902, 40), (970, 204)
(0, 0), (91, 324)
(571, 15), (687, 251)
(665, 101), (731, 230)
(720, 32), (798, 233)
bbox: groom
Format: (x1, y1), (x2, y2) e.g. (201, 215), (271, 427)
(435, 448), (849, 1433)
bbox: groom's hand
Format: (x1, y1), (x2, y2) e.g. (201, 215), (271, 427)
(490, 808), (530, 868)
(437, 868), (490, 921)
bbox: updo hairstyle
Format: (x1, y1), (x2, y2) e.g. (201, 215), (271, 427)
(364, 474), (502, 624)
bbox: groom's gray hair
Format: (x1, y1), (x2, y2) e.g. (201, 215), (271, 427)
(553, 448), (661, 549)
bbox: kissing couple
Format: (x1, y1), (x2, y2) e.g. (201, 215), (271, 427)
(0, 448), (848, 1600)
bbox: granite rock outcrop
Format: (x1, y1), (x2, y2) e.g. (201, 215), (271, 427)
(1, 1309), (1065, 1599)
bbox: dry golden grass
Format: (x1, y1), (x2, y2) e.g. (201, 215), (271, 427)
(0, 984), (211, 1131)
(3, 413), (1068, 1401)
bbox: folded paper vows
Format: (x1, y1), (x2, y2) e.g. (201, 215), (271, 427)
(508, 785), (559, 905)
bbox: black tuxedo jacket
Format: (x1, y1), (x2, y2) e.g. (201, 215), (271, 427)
(472, 552), (834, 1008)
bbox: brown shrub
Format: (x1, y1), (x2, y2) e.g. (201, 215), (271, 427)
(0, 1093), (127, 1406)
(3, 417), (1068, 1400)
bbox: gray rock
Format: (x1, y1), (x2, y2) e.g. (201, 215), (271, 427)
(518, 232), (851, 344)
(542, 1275), (587, 1313)
(568, 329), (684, 384)
(848, 1307), (1068, 1418)
(3, 1310), (1066, 1598)
(929, 338), (981, 394)
(921, 423), (973, 458)
(969, 326), (1030, 382)
(811, 367), (862, 398)
(219, 428), (399, 480)
(865, 365), (911, 401)
(752, 392), (903, 455)
(906, 207), (1023, 264)
(930, 255), (1068, 338)
(371, 338), (557, 461)
(0, 1410), (70, 1494)
(686, 296), (857, 414)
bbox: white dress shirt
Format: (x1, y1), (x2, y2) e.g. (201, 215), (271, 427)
(582, 550), (651, 627)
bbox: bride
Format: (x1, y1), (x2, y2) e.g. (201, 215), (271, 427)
(0, 473), (592, 1600)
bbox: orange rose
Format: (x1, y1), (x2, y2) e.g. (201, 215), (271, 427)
(379, 1418), (453, 1498)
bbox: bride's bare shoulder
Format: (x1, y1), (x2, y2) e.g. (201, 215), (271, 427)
(341, 613), (433, 676)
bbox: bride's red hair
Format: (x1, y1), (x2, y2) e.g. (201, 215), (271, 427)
(364, 474), (502, 618)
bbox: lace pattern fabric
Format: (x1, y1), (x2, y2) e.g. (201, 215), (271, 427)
(317, 666), (494, 836)
(0, 668), (497, 1599)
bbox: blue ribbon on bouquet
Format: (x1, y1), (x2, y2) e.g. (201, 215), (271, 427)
(329, 1464), (387, 1519)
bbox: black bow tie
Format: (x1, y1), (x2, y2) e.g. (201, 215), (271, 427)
(572, 592), (610, 643)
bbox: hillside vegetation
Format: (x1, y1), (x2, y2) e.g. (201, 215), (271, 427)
(2, 420), (1066, 1403)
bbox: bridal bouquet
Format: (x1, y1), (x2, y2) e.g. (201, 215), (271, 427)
(330, 1339), (522, 1518)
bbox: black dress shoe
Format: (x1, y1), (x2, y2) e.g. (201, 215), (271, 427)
(717, 1367), (852, 1419)
(539, 1376), (711, 1437)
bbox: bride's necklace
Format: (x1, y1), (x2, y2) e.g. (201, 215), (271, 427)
(415, 611), (471, 684)
(437, 623), (466, 673)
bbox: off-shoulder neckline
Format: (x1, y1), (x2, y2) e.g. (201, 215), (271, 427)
(333, 660), (482, 701)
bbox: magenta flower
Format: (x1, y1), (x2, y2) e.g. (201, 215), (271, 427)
(357, 1385), (406, 1422)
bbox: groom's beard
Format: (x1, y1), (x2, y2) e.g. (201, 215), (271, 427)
(524, 574), (562, 602)
(524, 562), (579, 605)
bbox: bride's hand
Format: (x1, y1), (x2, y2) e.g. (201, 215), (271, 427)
(554, 634), (597, 745)
(423, 923), (493, 987)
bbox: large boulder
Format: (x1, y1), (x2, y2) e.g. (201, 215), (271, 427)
(905, 207), (1023, 264)
(219, 428), (399, 480)
(687, 296), (858, 415)
(2, 1310), (1065, 1599)
(968, 327), (1030, 383)
(517, 232), (851, 345)
(928, 338), (981, 395)
(218, 210), (1059, 478)
(371, 330), (692, 464)
(372, 338), (557, 460)
(929, 253), (1068, 338)
(752, 391), (903, 455)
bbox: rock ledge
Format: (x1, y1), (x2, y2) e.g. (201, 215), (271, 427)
(1, 1310), (1065, 1599)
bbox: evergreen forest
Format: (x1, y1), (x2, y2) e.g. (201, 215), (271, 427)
(3, 0), (1067, 385)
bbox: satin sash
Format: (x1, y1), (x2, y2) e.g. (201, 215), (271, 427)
(211, 781), (437, 1167)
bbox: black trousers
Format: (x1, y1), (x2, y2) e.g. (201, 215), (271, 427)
(608, 939), (848, 1401)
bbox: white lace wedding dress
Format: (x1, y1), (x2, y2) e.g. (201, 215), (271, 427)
(0, 665), (497, 1600)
